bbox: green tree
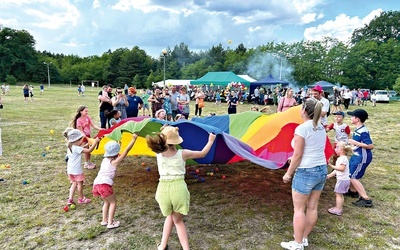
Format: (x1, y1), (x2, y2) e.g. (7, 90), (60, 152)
(5, 74), (16, 85)
(351, 11), (400, 44)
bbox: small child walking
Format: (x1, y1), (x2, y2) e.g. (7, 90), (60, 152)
(326, 142), (353, 216)
(71, 105), (104, 169)
(146, 126), (216, 250)
(92, 133), (138, 229)
(64, 129), (100, 205)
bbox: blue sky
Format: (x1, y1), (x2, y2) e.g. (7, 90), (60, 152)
(0, 0), (397, 58)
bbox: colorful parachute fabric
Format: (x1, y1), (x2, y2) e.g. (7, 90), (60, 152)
(92, 106), (334, 169)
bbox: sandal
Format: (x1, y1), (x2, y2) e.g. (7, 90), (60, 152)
(0, 178), (6, 183)
(78, 197), (91, 204)
(157, 243), (169, 250)
(100, 221), (108, 226)
(107, 220), (120, 229)
(67, 199), (75, 205)
(328, 207), (342, 216)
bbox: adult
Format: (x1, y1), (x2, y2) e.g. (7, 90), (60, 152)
(194, 88), (205, 117)
(98, 85), (114, 128)
(148, 89), (164, 118)
(126, 87), (143, 118)
(23, 84), (29, 103)
(124, 84), (129, 95)
(342, 89), (352, 110)
(112, 87), (128, 119)
(281, 98), (327, 250)
(227, 91), (238, 114)
(162, 88), (173, 121)
(277, 88), (298, 112)
(254, 86), (260, 104)
(170, 86), (179, 120)
(331, 87), (342, 113)
(177, 87), (190, 119)
(311, 85), (330, 127)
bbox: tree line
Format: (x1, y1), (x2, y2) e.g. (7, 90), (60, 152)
(1, 11), (400, 91)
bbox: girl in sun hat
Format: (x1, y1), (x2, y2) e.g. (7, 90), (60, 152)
(64, 129), (101, 206)
(146, 126), (216, 250)
(92, 133), (138, 229)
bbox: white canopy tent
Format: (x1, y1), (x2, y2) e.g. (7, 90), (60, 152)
(152, 79), (191, 88)
(238, 75), (257, 82)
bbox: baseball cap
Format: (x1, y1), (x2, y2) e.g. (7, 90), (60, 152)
(332, 111), (345, 117)
(67, 129), (84, 143)
(104, 141), (121, 157)
(347, 109), (368, 122)
(312, 85), (323, 93)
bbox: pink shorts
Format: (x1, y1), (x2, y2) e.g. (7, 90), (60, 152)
(92, 184), (114, 198)
(68, 174), (85, 182)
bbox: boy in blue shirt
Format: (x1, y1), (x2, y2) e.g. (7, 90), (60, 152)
(346, 109), (374, 207)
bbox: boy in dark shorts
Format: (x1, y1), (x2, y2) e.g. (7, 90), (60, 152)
(346, 109), (374, 207)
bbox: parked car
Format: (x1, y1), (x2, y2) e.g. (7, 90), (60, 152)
(370, 90), (390, 103)
(389, 90), (397, 97)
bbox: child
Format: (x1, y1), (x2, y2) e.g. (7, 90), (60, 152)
(141, 89), (151, 116)
(326, 142), (353, 215)
(155, 109), (166, 120)
(326, 111), (351, 150)
(146, 126), (216, 250)
(71, 105), (104, 169)
(108, 110), (121, 127)
(64, 129), (100, 205)
(99, 85), (110, 108)
(92, 133), (138, 229)
(346, 109), (374, 207)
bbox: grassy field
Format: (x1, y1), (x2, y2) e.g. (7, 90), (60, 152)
(0, 84), (399, 250)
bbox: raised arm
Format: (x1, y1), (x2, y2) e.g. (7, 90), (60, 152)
(112, 133), (138, 166)
(182, 133), (216, 160)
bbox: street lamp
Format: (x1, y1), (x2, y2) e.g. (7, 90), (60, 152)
(161, 49), (167, 87)
(43, 62), (52, 88)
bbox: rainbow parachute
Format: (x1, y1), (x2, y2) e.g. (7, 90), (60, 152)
(92, 106), (334, 169)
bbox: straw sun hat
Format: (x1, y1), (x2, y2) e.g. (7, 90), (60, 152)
(161, 126), (183, 145)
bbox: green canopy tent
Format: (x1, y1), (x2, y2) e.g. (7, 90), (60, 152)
(190, 71), (250, 87)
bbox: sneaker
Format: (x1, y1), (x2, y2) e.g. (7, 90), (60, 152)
(302, 238), (308, 247)
(78, 197), (91, 204)
(352, 197), (373, 207)
(328, 207), (343, 216)
(344, 190), (359, 198)
(84, 162), (96, 169)
(107, 220), (120, 229)
(281, 241), (304, 250)
(100, 221), (108, 226)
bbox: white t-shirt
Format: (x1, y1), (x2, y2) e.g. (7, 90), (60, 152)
(67, 145), (84, 175)
(292, 120), (327, 169)
(335, 156), (350, 181)
(319, 97), (330, 125)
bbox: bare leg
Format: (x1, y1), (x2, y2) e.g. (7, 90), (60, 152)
(69, 181), (77, 200)
(76, 181), (84, 200)
(102, 199), (110, 224)
(303, 190), (322, 240)
(104, 194), (117, 225)
(172, 212), (189, 250)
(291, 190), (309, 244)
(350, 179), (369, 199)
(335, 193), (344, 209)
(159, 215), (173, 250)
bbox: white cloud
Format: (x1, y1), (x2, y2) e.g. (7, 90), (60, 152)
(92, 0), (100, 9)
(304, 9), (383, 42)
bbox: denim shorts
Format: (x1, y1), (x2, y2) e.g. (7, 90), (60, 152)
(292, 165), (328, 195)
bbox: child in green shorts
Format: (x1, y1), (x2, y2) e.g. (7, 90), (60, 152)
(146, 126), (216, 250)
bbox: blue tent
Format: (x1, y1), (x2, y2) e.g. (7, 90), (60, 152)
(250, 74), (289, 94)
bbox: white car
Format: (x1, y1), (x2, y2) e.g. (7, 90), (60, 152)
(370, 90), (390, 103)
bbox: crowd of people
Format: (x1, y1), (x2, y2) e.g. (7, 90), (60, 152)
(57, 82), (376, 250)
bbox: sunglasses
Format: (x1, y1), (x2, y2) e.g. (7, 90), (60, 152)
(117, 91), (122, 94)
